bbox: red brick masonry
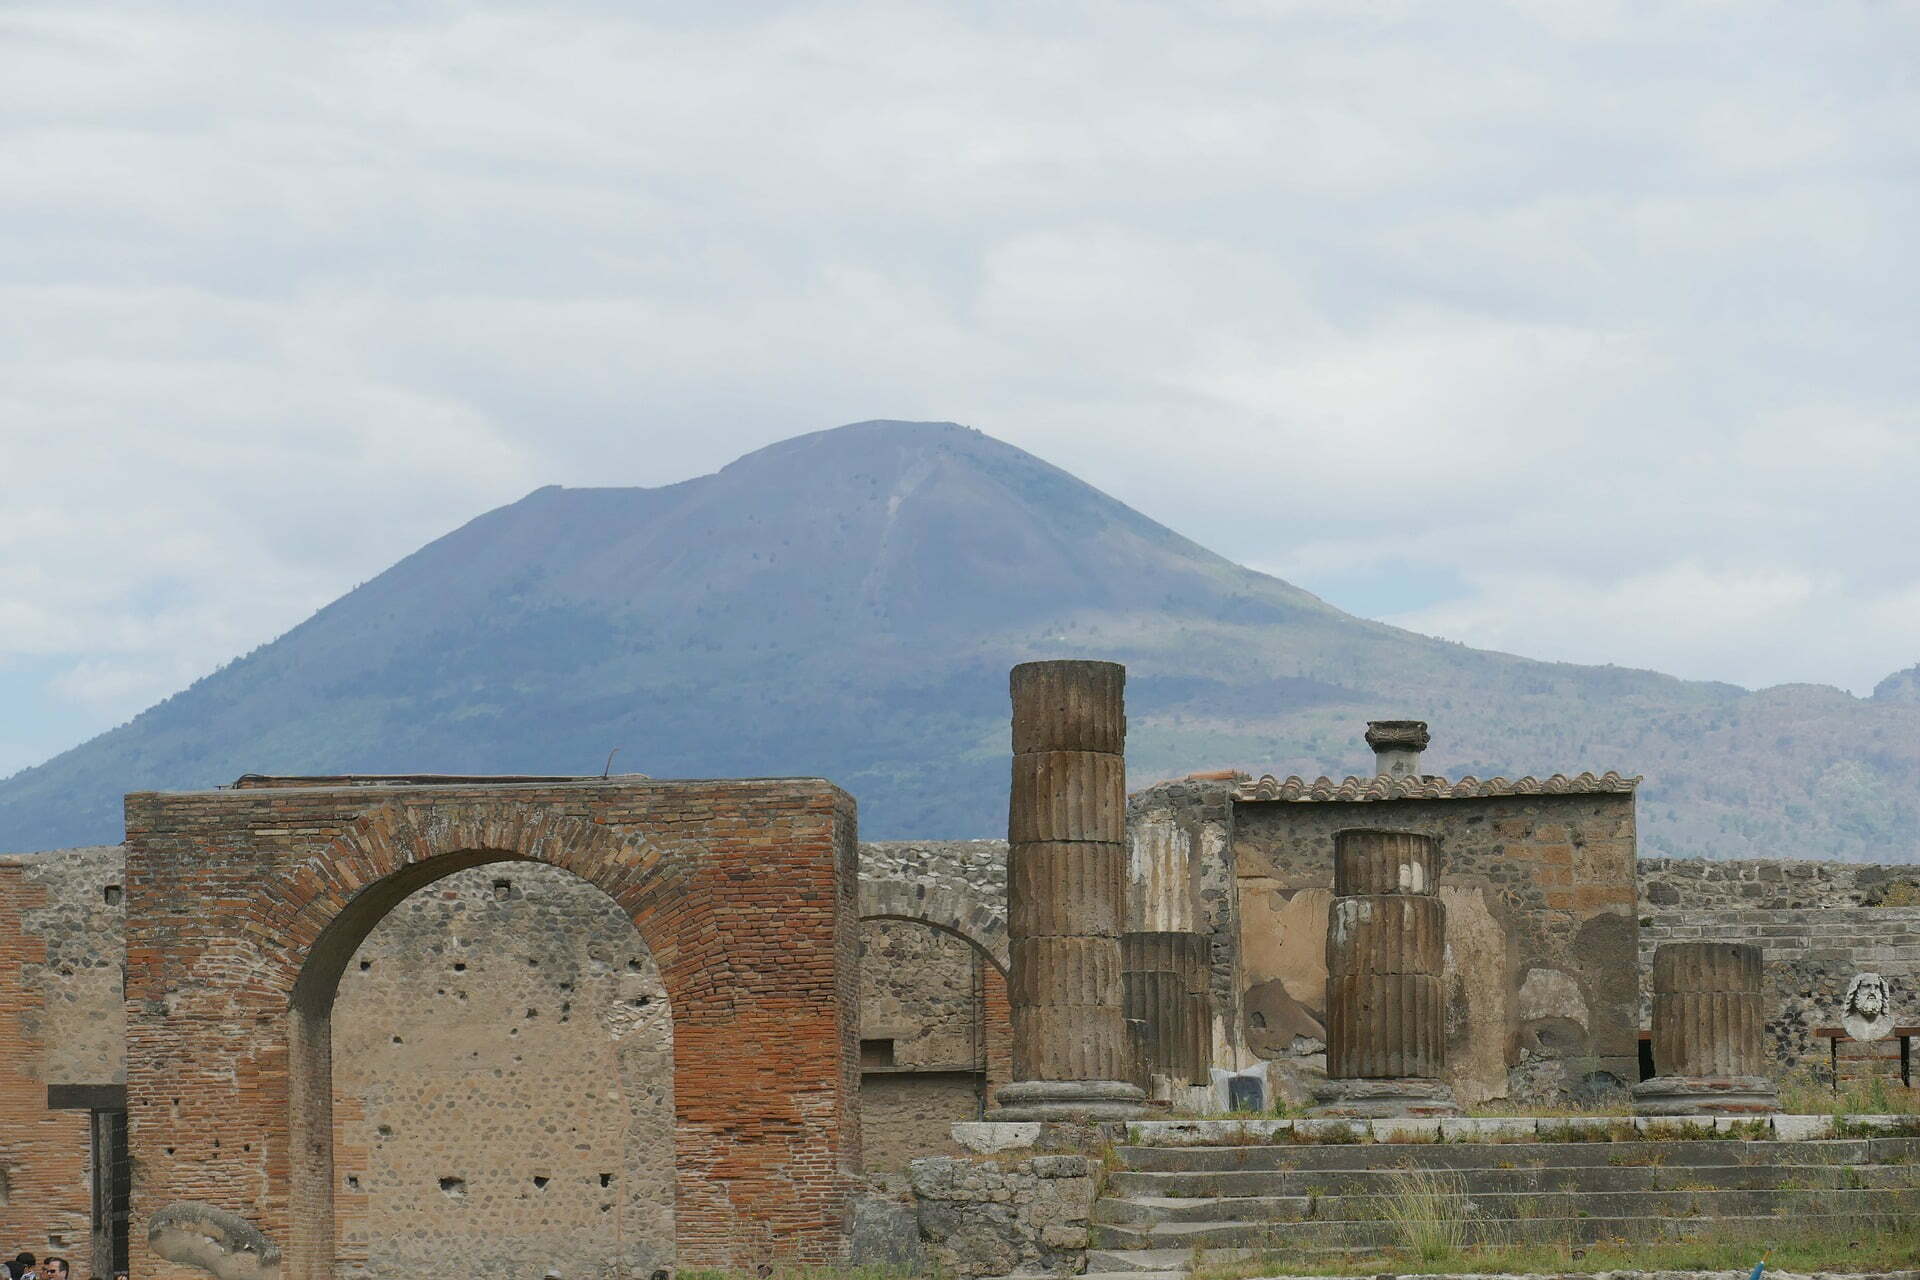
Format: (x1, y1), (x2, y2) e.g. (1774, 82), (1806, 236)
(124, 777), (861, 1279)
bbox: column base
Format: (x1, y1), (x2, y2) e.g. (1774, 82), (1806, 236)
(1631, 1075), (1780, 1116)
(988, 1079), (1148, 1121)
(1308, 1077), (1461, 1118)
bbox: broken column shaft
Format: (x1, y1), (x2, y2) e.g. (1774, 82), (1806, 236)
(1633, 942), (1779, 1115)
(1313, 828), (1459, 1117)
(992, 660), (1146, 1119)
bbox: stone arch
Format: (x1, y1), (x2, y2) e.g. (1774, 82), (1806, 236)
(124, 779), (858, 1280)
(859, 875), (1008, 974)
(326, 860), (675, 1277)
(274, 804), (701, 1278)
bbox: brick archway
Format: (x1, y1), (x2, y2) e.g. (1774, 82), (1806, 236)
(125, 778), (860, 1280)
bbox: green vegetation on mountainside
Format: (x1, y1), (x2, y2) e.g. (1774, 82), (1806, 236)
(3, 421), (1917, 859)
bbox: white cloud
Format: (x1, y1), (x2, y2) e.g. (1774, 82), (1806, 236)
(1390, 563), (1825, 689)
(3, 0), (1919, 770)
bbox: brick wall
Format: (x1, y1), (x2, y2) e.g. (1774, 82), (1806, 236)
(0, 855), (100, 1273)
(330, 862), (675, 1279)
(123, 778), (860, 1280)
(3, 832), (1010, 1271)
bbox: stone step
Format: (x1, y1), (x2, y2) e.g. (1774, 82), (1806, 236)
(1089, 1203), (1920, 1251)
(1095, 1185), (1920, 1228)
(1106, 1161), (1920, 1198)
(1113, 1137), (1920, 1173)
(1083, 1248), (1206, 1274)
(1095, 1195), (1311, 1225)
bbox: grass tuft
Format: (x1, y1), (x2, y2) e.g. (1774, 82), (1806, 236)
(1379, 1166), (1474, 1264)
(1190, 1220), (1920, 1280)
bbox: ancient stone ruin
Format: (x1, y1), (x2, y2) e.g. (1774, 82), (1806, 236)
(1311, 828), (1459, 1117)
(1633, 941), (1780, 1115)
(2, 664), (1918, 1275)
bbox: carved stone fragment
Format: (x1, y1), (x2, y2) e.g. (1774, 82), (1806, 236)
(1633, 941), (1779, 1115)
(1844, 971), (1896, 1043)
(148, 1202), (283, 1280)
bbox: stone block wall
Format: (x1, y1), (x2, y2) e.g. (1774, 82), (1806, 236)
(858, 918), (1011, 1177)
(909, 1153), (1096, 1277)
(859, 840), (1008, 967)
(862, 919), (989, 1071)
(1639, 858), (1920, 912)
(1639, 859), (1920, 1076)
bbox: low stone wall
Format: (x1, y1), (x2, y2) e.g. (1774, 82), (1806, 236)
(1639, 858), (1920, 911)
(860, 839), (1008, 967)
(1640, 859), (1920, 1075)
(909, 1152), (1097, 1278)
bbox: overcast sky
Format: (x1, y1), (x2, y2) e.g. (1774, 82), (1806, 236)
(4, 0), (1918, 778)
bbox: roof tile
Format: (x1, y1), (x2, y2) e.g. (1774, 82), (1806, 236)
(1232, 771), (1640, 804)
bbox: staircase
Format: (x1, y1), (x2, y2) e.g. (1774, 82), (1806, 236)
(1087, 1136), (1920, 1274)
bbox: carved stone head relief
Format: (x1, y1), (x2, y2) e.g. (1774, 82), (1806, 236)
(1843, 971), (1895, 1043)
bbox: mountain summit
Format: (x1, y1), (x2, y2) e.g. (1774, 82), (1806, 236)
(5, 420), (1918, 859)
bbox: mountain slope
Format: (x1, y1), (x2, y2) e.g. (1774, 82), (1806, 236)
(4, 421), (1918, 859)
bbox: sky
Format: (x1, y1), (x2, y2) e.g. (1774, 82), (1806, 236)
(3, 0), (1919, 779)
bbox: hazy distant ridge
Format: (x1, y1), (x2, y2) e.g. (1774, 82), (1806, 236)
(4, 420), (1917, 861)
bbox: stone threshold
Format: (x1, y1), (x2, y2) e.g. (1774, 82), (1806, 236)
(952, 1114), (1920, 1152)
(1216, 1272), (1920, 1280)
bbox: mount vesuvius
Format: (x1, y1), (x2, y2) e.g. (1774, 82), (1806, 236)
(5, 420), (1919, 860)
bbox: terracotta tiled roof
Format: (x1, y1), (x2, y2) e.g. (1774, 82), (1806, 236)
(1232, 771), (1640, 803)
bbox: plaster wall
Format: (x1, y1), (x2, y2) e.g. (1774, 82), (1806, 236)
(1231, 792), (1640, 1104)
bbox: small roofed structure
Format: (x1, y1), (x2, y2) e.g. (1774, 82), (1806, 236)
(1128, 721), (1642, 1109)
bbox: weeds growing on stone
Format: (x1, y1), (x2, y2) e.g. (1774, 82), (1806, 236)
(1188, 1219), (1920, 1280)
(1534, 1119), (1638, 1143)
(682, 1267), (927, 1280)
(1378, 1166), (1474, 1263)
(1778, 1068), (1920, 1117)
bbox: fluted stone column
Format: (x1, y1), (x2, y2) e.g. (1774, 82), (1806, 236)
(1632, 942), (1780, 1115)
(1312, 829), (1460, 1117)
(992, 660), (1147, 1120)
(1123, 793), (1212, 1094)
(1122, 932), (1210, 1090)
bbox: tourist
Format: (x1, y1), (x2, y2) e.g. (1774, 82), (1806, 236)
(8, 1251), (37, 1279)
(38, 1260), (65, 1280)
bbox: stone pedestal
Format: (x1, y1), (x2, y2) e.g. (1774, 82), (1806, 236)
(992, 661), (1146, 1121)
(1312, 829), (1458, 1117)
(1633, 942), (1780, 1116)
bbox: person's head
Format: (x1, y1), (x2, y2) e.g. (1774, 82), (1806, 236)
(41, 1260), (65, 1279)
